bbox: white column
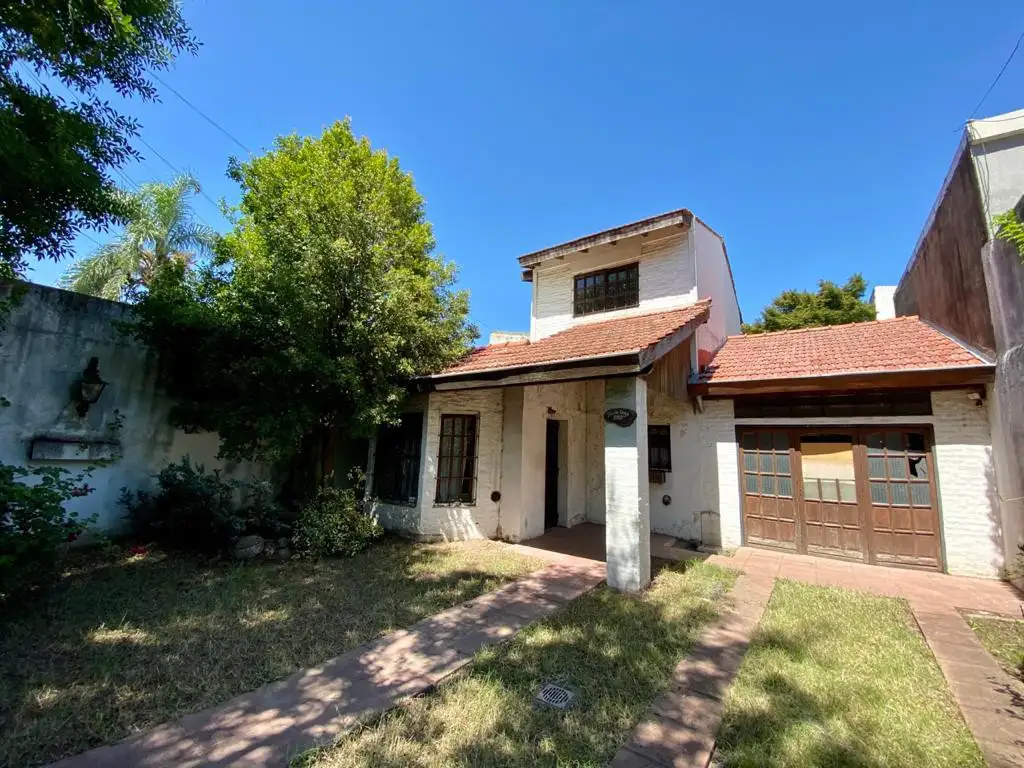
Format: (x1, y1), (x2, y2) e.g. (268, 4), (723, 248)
(604, 377), (651, 592)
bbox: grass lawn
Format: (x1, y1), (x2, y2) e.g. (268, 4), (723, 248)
(966, 614), (1024, 682)
(297, 560), (738, 768)
(714, 580), (984, 768)
(0, 538), (541, 767)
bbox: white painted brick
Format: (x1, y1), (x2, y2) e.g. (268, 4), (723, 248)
(931, 390), (1002, 578)
(704, 399), (742, 549)
(531, 232), (697, 340)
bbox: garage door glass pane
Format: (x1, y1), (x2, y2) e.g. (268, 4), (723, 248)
(890, 482), (909, 506)
(761, 475), (775, 494)
(888, 457), (907, 479)
(868, 456), (886, 478)
(804, 479), (820, 500)
(800, 435), (856, 504)
(759, 454), (773, 473)
(870, 481), (888, 504)
(909, 455), (928, 478)
(743, 452), (757, 471)
(911, 482), (930, 507)
(745, 473), (758, 494)
(778, 476), (793, 497)
(776, 453), (791, 474)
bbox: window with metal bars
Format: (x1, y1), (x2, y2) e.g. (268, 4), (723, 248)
(648, 425), (672, 471)
(435, 414), (478, 504)
(573, 263), (639, 316)
(373, 413), (423, 504)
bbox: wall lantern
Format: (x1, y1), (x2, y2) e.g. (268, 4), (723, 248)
(75, 357), (107, 416)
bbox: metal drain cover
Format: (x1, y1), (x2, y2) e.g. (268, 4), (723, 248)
(534, 682), (577, 710)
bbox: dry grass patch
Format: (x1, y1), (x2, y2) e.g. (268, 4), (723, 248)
(714, 580), (984, 768)
(0, 538), (541, 767)
(966, 613), (1024, 682)
(297, 560), (738, 768)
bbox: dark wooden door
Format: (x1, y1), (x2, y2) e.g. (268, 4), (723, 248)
(739, 430), (797, 549)
(544, 420), (560, 529)
(860, 429), (941, 569)
(798, 432), (866, 562)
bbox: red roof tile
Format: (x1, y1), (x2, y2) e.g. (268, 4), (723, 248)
(700, 316), (991, 383)
(437, 300), (712, 377)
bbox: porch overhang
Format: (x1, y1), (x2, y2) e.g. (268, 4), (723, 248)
(690, 364), (996, 397)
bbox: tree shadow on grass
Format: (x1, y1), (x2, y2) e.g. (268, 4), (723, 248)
(0, 537), (536, 767)
(297, 561), (738, 768)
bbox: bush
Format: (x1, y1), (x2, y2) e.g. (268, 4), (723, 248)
(1, 463), (94, 603)
(121, 457), (287, 555)
(291, 486), (382, 559)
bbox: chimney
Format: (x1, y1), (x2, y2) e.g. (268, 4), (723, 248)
(870, 286), (896, 320)
(488, 330), (529, 345)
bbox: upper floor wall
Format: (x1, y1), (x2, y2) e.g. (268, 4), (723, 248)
(529, 218), (741, 357)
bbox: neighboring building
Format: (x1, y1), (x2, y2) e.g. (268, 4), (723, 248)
(368, 207), (1005, 592)
(894, 108), (1024, 579)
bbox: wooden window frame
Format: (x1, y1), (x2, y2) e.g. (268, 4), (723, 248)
(434, 414), (479, 505)
(648, 425), (672, 472)
(572, 262), (639, 317)
(373, 412), (424, 505)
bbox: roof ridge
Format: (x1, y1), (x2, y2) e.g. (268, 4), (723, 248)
(727, 314), (920, 340)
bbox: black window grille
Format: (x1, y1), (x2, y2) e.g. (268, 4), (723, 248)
(573, 263), (639, 316)
(373, 413), (423, 504)
(648, 425), (672, 471)
(435, 414), (478, 504)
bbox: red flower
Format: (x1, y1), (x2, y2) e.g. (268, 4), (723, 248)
(129, 545), (149, 556)
(66, 531), (79, 542)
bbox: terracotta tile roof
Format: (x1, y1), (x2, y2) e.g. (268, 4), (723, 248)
(699, 316), (992, 384)
(437, 300), (712, 377)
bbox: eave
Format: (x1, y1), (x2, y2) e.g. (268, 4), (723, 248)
(691, 365), (996, 398)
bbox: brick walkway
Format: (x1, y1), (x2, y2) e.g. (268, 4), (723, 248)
(49, 557), (606, 768)
(610, 571), (775, 767)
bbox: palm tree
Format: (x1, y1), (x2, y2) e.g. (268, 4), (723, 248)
(60, 173), (216, 301)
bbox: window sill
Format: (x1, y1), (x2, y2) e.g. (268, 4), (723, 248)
(432, 501), (477, 508)
(375, 499), (418, 508)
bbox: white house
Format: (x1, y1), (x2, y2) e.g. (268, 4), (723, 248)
(367, 209), (1005, 591)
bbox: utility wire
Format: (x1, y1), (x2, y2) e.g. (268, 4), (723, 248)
(969, 28), (1024, 118)
(134, 135), (223, 221)
(151, 71), (252, 155)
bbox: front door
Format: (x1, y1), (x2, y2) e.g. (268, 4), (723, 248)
(544, 420), (560, 529)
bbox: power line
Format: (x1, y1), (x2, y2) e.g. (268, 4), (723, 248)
(151, 71), (252, 155)
(968, 28), (1024, 118)
(134, 135), (223, 221)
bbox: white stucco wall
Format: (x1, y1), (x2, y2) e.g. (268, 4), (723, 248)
(0, 284), (263, 532)
(647, 390), (720, 543)
(693, 220), (742, 368)
(711, 389), (1003, 576)
(530, 230), (697, 341)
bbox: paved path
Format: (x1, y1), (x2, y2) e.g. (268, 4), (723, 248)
(50, 556), (606, 768)
(610, 571), (775, 767)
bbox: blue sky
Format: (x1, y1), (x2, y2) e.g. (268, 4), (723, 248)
(28, 0), (1024, 337)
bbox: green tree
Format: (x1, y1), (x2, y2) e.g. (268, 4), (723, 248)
(59, 174), (215, 301)
(0, 0), (198, 277)
(130, 120), (476, 469)
(743, 274), (876, 334)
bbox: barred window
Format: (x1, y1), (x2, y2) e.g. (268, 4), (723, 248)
(573, 263), (639, 316)
(648, 425), (672, 471)
(435, 414), (478, 504)
(373, 413), (423, 504)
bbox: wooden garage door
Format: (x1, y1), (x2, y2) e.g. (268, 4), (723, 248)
(739, 430), (797, 549)
(738, 427), (942, 570)
(863, 430), (941, 569)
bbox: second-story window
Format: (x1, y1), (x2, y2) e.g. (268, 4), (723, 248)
(573, 263), (639, 316)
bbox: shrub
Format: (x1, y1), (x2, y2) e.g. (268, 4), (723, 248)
(291, 486), (382, 559)
(1, 463), (94, 603)
(121, 457), (287, 555)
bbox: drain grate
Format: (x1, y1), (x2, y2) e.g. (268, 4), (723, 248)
(534, 682), (577, 711)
